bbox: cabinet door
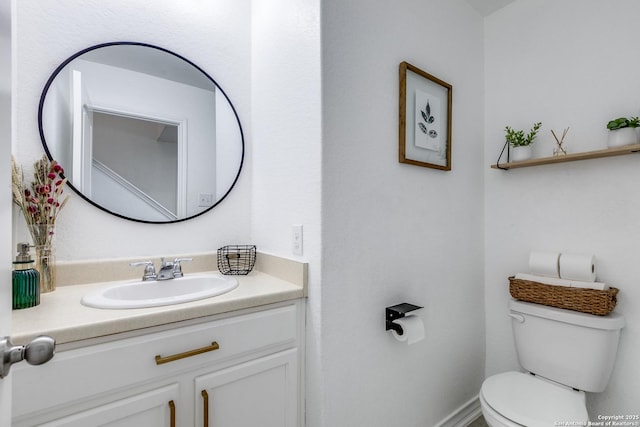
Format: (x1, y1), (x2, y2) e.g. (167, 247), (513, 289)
(195, 349), (298, 427)
(37, 383), (179, 427)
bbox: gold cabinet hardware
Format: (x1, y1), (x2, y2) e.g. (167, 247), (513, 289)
(201, 390), (209, 427)
(155, 341), (220, 365)
(168, 400), (176, 427)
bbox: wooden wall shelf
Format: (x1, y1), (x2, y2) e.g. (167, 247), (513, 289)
(491, 143), (640, 170)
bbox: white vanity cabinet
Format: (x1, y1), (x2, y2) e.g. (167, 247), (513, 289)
(34, 384), (181, 427)
(195, 349), (298, 427)
(11, 300), (304, 427)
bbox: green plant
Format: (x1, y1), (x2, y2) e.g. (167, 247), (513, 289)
(606, 117), (640, 130)
(504, 122), (543, 147)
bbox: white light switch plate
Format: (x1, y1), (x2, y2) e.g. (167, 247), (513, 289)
(292, 224), (303, 256)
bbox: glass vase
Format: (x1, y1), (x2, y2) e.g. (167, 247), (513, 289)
(30, 224), (57, 293)
(35, 245), (56, 293)
(553, 144), (567, 156)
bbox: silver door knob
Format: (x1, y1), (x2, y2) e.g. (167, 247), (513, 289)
(0, 335), (56, 379)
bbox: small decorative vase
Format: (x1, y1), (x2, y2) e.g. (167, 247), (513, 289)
(553, 144), (567, 156)
(607, 128), (639, 148)
(510, 145), (533, 162)
(31, 224), (57, 293)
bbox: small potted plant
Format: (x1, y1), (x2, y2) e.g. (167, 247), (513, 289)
(504, 122), (542, 161)
(606, 116), (640, 148)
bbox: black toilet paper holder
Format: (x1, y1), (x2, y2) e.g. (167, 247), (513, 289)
(385, 303), (422, 335)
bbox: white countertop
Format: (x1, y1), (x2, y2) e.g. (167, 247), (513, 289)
(12, 269), (305, 345)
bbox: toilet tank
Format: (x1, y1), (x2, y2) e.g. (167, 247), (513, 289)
(509, 300), (625, 392)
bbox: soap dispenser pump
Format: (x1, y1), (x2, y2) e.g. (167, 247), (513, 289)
(12, 243), (40, 310)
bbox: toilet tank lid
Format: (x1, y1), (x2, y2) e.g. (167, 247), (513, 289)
(509, 300), (625, 330)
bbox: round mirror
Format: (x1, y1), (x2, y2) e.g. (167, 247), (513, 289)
(38, 42), (244, 223)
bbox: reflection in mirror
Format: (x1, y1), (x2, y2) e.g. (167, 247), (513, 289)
(92, 111), (181, 221)
(38, 42), (244, 223)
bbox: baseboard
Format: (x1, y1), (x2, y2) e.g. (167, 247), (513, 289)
(434, 395), (482, 427)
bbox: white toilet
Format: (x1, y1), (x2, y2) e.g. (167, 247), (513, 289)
(480, 299), (625, 427)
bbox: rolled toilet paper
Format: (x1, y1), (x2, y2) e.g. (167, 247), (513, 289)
(514, 272), (573, 288)
(559, 253), (596, 282)
(514, 272), (608, 290)
(528, 251), (561, 278)
(390, 315), (424, 345)
(569, 280), (608, 291)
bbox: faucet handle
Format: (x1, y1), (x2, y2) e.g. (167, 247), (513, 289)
(130, 260), (157, 281)
(172, 258), (192, 278)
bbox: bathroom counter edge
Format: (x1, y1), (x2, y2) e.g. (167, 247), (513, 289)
(11, 255), (307, 345)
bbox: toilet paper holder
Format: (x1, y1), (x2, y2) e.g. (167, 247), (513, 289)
(386, 303), (422, 334)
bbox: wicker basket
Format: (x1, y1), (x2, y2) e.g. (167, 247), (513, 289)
(509, 276), (618, 316)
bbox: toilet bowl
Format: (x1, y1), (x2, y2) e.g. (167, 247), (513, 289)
(480, 300), (625, 427)
(480, 371), (587, 427)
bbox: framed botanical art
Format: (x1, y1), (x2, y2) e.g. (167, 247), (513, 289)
(399, 61), (452, 171)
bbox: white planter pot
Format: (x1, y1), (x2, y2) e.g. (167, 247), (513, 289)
(510, 145), (533, 162)
(607, 127), (639, 148)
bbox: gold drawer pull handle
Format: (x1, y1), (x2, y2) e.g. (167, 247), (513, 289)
(155, 341), (220, 365)
(168, 400), (176, 427)
(201, 390), (209, 427)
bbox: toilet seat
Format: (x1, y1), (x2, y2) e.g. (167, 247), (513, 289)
(481, 371), (588, 427)
(480, 392), (523, 427)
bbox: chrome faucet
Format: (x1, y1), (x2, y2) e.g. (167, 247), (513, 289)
(129, 260), (157, 281)
(171, 257), (192, 278)
(130, 258), (192, 281)
(157, 258), (175, 280)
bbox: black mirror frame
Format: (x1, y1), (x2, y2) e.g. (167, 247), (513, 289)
(37, 41), (245, 224)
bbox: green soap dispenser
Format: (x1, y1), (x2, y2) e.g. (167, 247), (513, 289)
(12, 242), (40, 310)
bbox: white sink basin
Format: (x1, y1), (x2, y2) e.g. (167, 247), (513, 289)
(81, 273), (239, 309)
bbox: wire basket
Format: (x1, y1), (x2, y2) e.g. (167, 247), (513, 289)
(509, 276), (618, 316)
(217, 245), (257, 275)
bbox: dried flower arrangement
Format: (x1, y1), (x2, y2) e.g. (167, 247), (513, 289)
(11, 155), (70, 247)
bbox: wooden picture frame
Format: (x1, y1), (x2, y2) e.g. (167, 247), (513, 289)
(399, 61), (452, 171)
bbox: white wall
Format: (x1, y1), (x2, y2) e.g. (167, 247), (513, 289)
(320, 0), (485, 425)
(250, 0), (322, 260)
(0, 0), (12, 423)
(13, 0), (252, 260)
(249, 1), (323, 424)
(484, 0), (640, 416)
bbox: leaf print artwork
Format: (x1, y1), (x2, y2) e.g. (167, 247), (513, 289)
(422, 101), (434, 126)
(420, 101), (437, 133)
(413, 89), (442, 153)
(419, 100), (438, 138)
